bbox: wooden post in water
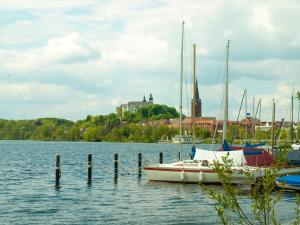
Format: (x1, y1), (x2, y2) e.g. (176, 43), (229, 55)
(88, 154), (92, 185)
(159, 152), (163, 164)
(55, 154), (61, 187)
(178, 152), (181, 161)
(114, 154), (118, 179)
(138, 153), (142, 177)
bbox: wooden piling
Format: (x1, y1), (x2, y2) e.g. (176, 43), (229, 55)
(114, 154), (118, 179)
(138, 153), (142, 177)
(88, 154), (92, 185)
(178, 152), (181, 161)
(55, 154), (61, 187)
(159, 152), (163, 164)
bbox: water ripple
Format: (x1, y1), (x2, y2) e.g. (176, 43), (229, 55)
(0, 141), (296, 224)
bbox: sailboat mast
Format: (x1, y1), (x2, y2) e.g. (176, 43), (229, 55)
(245, 89), (248, 141)
(292, 93), (294, 143)
(252, 97), (255, 140)
(258, 99), (262, 142)
(223, 40), (230, 141)
(192, 44), (196, 145)
(179, 21), (185, 161)
(271, 99), (276, 149)
(298, 96), (300, 141)
(254, 99), (262, 142)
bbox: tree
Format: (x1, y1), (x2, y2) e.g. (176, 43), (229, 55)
(296, 91), (300, 101)
(208, 146), (300, 225)
(68, 127), (81, 141)
(83, 127), (104, 142)
(195, 127), (211, 139)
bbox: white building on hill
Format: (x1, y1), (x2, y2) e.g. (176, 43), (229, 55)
(117, 94), (153, 115)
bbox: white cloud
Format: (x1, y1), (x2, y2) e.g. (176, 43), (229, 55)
(0, 0), (299, 120)
(252, 6), (277, 34)
(0, 33), (101, 74)
(231, 59), (300, 84)
(42, 33), (100, 63)
(0, 0), (96, 10)
(99, 33), (171, 68)
(0, 82), (78, 103)
(290, 34), (300, 48)
(0, 82), (104, 120)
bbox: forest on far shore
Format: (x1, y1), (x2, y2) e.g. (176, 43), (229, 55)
(0, 103), (298, 143)
(0, 104), (180, 142)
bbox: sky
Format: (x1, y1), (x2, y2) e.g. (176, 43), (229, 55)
(0, 0), (299, 121)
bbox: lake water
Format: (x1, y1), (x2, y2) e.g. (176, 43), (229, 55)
(0, 141), (297, 224)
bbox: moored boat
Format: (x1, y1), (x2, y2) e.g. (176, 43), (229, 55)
(145, 148), (300, 184)
(144, 26), (258, 184)
(276, 175), (300, 191)
(144, 148), (256, 184)
(292, 143), (300, 151)
(171, 134), (201, 144)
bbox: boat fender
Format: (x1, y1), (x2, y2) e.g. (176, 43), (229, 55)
(199, 171), (203, 183)
(181, 171), (185, 181)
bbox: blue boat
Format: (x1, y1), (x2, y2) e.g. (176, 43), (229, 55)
(276, 175), (300, 191)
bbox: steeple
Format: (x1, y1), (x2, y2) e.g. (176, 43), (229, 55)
(195, 78), (200, 100)
(191, 78), (202, 117)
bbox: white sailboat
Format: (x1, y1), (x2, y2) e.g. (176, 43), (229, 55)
(144, 23), (300, 183)
(144, 24), (257, 184)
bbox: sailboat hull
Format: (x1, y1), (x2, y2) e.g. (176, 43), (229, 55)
(144, 163), (254, 184)
(144, 163), (300, 184)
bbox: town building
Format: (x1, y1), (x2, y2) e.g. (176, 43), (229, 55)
(116, 94), (154, 116)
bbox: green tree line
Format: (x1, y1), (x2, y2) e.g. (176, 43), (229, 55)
(0, 104), (180, 142)
(0, 102), (298, 143)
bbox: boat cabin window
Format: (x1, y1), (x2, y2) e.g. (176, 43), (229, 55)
(201, 160), (209, 167)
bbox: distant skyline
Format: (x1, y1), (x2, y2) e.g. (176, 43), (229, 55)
(0, 0), (299, 121)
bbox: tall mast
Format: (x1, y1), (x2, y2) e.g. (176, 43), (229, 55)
(179, 21), (185, 161)
(252, 97), (255, 140)
(192, 44), (196, 145)
(222, 40), (230, 142)
(298, 94), (300, 141)
(254, 99), (262, 142)
(271, 99), (276, 149)
(292, 93), (294, 143)
(245, 89), (248, 141)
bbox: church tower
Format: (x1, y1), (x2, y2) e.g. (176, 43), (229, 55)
(191, 78), (202, 117)
(149, 93), (153, 104)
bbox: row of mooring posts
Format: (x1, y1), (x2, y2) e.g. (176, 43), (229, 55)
(55, 152), (165, 188)
(113, 152), (144, 180)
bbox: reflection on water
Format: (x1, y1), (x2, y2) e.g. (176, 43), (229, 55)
(0, 141), (296, 224)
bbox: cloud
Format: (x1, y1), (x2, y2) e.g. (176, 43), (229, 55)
(251, 6), (277, 35)
(231, 59), (300, 83)
(0, 81), (105, 120)
(99, 33), (171, 69)
(42, 33), (100, 63)
(0, 32), (101, 74)
(0, 0), (299, 121)
(0, 0), (97, 10)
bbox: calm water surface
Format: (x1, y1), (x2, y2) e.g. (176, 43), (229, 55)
(0, 141), (297, 224)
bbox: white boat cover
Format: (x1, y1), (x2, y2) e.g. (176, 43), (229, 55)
(292, 144), (300, 151)
(194, 149), (247, 166)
